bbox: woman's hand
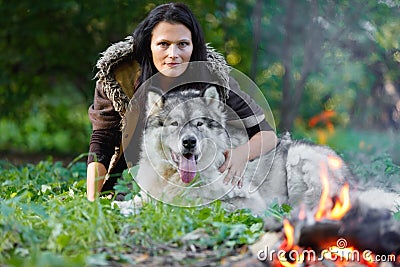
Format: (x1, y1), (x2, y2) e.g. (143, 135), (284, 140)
(219, 130), (277, 188)
(218, 145), (249, 188)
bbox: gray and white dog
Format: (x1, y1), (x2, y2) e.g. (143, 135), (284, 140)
(134, 86), (357, 215)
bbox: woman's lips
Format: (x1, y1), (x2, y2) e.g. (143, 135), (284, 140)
(166, 62), (180, 68)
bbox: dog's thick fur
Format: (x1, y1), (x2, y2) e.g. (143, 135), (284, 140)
(134, 86), (358, 215)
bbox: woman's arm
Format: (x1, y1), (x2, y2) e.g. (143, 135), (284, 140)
(242, 130), (277, 161)
(86, 80), (122, 201)
(87, 162), (107, 201)
(219, 130), (277, 188)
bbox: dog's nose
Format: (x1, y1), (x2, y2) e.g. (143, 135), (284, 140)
(182, 136), (197, 150)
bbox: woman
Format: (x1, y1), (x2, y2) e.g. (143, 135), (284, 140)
(87, 2), (277, 201)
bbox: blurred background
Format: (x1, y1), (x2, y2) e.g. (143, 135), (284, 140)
(1, 0), (399, 164)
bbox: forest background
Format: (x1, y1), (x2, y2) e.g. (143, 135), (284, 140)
(1, 1), (400, 265)
(1, 0), (399, 163)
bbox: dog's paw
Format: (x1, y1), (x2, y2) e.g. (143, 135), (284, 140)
(112, 195), (146, 216)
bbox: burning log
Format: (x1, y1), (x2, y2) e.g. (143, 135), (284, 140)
(296, 219), (341, 250)
(340, 202), (400, 256)
(294, 203), (400, 255)
(281, 203), (399, 267)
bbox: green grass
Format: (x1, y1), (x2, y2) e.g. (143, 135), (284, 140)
(0, 160), (268, 266)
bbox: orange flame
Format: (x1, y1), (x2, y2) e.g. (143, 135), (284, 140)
(315, 156), (351, 221)
(276, 220), (304, 267)
(315, 163), (331, 220)
(310, 110), (337, 144)
(330, 183), (351, 220)
(309, 110), (336, 128)
(283, 219), (294, 249)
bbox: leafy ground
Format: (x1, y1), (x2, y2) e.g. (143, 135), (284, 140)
(0, 159), (273, 267)
(1, 129), (400, 266)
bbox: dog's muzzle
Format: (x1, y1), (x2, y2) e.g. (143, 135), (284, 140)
(171, 136), (200, 184)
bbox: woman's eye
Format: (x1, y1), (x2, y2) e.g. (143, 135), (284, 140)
(178, 42), (189, 48)
(170, 121), (178, 126)
(197, 121), (203, 127)
(158, 42), (169, 48)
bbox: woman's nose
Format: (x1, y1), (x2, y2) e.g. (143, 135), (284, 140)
(168, 44), (178, 58)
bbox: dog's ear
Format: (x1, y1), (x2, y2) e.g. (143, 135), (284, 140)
(203, 86), (224, 110)
(147, 91), (164, 114)
(204, 86), (219, 100)
(203, 86), (220, 101)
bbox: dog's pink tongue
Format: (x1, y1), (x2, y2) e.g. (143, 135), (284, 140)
(179, 155), (196, 183)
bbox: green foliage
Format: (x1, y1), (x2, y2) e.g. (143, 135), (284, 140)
(1, 0), (400, 154)
(264, 202), (292, 222)
(395, 209), (400, 220)
(293, 127), (400, 163)
(0, 159), (265, 266)
(0, 0), (165, 155)
(113, 167), (141, 201)
(0, 160), (94, 265)
(126, 202), (264, 252)
(0, 85), (91, 154)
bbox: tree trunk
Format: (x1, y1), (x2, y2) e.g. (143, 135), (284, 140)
(279, 0), (296, 131)
(249, 0), (263, 81)
(279, 0), (320, 131)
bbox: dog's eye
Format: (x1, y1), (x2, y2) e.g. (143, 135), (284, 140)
(170, 121), (178, 126)
(197, 121), (203, 127)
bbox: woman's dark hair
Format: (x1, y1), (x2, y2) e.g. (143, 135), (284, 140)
(133, 2), (207, 90)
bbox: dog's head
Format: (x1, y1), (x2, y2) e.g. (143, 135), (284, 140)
(144, 86), (228, 184)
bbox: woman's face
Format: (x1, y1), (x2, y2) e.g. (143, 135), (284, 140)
(151, 21), (193, 77)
